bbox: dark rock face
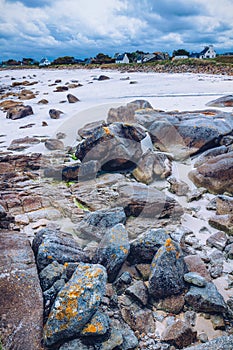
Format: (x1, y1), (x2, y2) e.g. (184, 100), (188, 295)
(185, 282), (227, 313)
(75, 123), (146, 171)
(49, 108), (64, 119)
(148, 239), (187, 299)
(207, 94), (233, 107)
(62, 160), (100, 181)
(135, 109), (233, 160)
(162, 319), (197, 349)
(189, 151), (233, 194)
(59, 338), (94, 349)
(43, 263), (107, 347)
(125, 280), (148, 306)
(76, 207), (126, 241)
(67, 93), (80, 103)
(32, 228), (89, 271)
(115, 182), (183, 218)
(107, 100), (153, 124)
(0, 230), (44, 350)
(6, 104), (33, 120)
(127, 228), (169, 265)
(93, 224), (130, 282)
(39, 261), (65, 291)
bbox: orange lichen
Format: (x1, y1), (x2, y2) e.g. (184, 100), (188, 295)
(164, 238), (175, 252)
(83, 324), (97, 333)
(103, 126), (111, 135)
(120, 246), (128, 254)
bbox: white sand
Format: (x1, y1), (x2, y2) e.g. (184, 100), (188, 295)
(0, 68), (232, 154)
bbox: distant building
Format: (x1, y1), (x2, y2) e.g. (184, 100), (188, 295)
(115, 53), (129, 64)
(199, 45), (216, 59)
(137, 52), (169, 63)
(39, 58), (51, 67)
(172, 55), (189, 60)
(190, 45), (216, 59)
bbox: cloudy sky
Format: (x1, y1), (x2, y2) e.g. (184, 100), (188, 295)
(1, 0), (233, 61)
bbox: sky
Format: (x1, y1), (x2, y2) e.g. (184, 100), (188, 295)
(1, 0), (233, 61)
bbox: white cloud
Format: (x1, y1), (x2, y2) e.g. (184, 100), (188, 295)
(0, 0), (233, 60)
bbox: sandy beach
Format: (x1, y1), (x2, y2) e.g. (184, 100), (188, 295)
(1, 68), (233, 154)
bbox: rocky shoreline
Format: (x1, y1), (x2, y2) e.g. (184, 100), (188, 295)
(0, 69), (233, 350)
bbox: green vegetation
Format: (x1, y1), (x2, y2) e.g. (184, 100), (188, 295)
(73, 198), (90, 211)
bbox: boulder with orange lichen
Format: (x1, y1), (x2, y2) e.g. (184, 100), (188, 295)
(93, 223), (130, 283)
(148, 238), (187, 299)
(43, 263), (107, 348)
(75, 122), (146, 171)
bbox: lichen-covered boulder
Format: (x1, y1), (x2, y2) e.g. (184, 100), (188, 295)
(148, 238), (187, 299)
(80, 310), (109, 336)
(185, 282), (227, 313)
(75, 122), (146, 171)
(76, 207), (126, 241)
(32, 229), (89, 271)
(43, 263), (107, 347)
(127, 228), (169, 265)
(93, 224), (130, 282)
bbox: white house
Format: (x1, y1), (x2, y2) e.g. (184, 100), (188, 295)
(39, 58), (51, 67)
(199, 45), (216, 59)
(115, 53), (129, 64)
(191, 45), (217, 59)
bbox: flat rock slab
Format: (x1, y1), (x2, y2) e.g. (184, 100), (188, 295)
(0, 230), (44, 350)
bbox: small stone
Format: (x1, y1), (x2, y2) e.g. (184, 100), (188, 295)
(49, 108), (64, 119)
(126, 280), (148, 306)
(198, 332), (208, 343)
(210, 315), (225, 330)
(38, 99), (49, 104)
(162, 319), (197, 349)
(206, 231), (228, 251)
(184, 272), (207, 287)
(67, 93), (80, 103)
(42, 121), (48, 126)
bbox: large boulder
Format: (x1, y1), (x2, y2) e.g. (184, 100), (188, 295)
(93, 224), (130, 282)
(107, 100), (153, 124)
(43, 263), (107, 347)
(114, 182), (183, 218)
(0, 230), (44, 350)
(135, 109), (233, 160)
(189, 151), (233, 194)
(148, 238), (187, 299)
(132, 150), (171, 184)
(127, 228), (169, 265)
(75, 122), (146, 171)
(32, 228), (89, 271)
(6, 104), (33, 120)
(207, 95), (233, 107)
(185, 282), (227, 313)
(76, 207), (126, 241)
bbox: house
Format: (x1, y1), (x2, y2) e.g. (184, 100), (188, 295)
(190, 45), (216, 59)
(199, 45), (216, 59)
(172, 55), (189, 60)
(39, 58), (51, 67)
(115, 53), (129, 64)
